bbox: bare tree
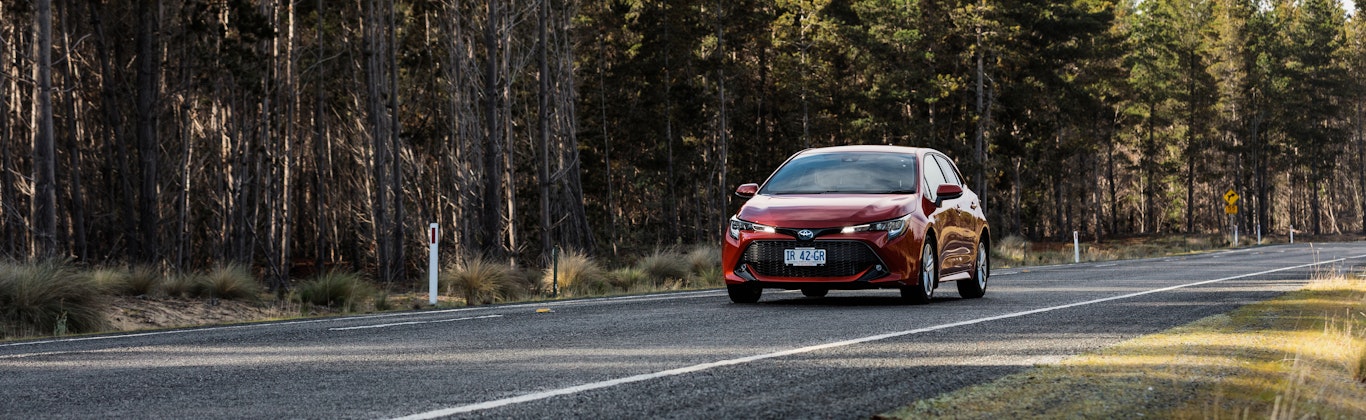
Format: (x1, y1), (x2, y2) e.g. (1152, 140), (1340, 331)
(34, 0), (57, 257)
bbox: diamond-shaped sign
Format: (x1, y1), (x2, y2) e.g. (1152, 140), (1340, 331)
(1223, 189), (1240, 205)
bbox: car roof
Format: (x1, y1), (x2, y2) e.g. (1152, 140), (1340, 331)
(795, 145), (933, 156)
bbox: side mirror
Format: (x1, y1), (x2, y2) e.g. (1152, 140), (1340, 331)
(935, 184), (963, 206)
(735, 183), (759, 198)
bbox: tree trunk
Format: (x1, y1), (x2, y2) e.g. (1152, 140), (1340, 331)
(538, 0), (552, 263)
(57, 0), (87, 260)
(135, 0), (162, 263)
(0, 2), (15, 255)
(34, 0), (58, 258)
(481, 0), (505, 260)
(389, 0), (404, 285)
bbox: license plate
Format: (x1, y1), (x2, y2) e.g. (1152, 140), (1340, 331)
(784, 248), (826, 266)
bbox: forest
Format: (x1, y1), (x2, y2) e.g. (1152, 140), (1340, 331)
(2, 0), (1364, 290)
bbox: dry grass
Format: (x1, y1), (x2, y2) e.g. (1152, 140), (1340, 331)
(0, 260), (109, 338)
(441, 256), (512, 305)
(543, 250), (610, 297)
(200, 264), (262, 300)
(878, 269), (1366, 419)
(162, 271), (204, 298)
(636, 248), (690, 287)
(992, 234), (1241, 268)
(607, 267), (648, 292)
(294, 270), (377, 312)
(683, 245), (724, 288)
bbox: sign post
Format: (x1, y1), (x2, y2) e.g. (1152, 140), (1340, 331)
(429, 223), (439, 306)
(1223, 189), (1239, 247)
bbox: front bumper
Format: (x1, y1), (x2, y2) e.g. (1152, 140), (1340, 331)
(723, 230), (918, 288)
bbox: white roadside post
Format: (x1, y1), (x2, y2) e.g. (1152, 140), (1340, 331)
(429, 223), (439, 306)
(1073, 231), (1080, 264)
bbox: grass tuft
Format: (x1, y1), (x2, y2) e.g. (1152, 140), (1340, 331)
(993, 235), (1029, 265)
(162, 271), (204, 298)
(636, 248), (689, 287)
(544, 250), (609, 297)
(200, 264), (262, 300)
(683, 245), (723, 288)
(607, 267), (648, 292)
(0, 260), (109, 338)
(294, 270), (376, 312)
(441, 256), (511, 306)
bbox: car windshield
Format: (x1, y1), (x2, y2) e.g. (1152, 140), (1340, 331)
(760, 152), (918, 195)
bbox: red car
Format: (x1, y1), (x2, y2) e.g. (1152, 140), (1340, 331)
(722, 145), (990, 304)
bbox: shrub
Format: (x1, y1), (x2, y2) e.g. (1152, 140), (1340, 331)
(441, 256), (511, 305)
(295, 270), (376, 312)
(607, 267), (648, 292)
(636, 248), (689, 286)
(543, 250), (609, 296)
(0, 260), (108, 338)
(201, 264), (262, 300)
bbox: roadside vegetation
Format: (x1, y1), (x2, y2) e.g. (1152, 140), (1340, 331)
(990, 233), (1314, 268)
(0, 244), (724, 340)
(878, 267), (1366, 419)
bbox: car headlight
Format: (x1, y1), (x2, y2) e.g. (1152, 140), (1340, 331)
(840, 214), (911, 239)
(729, 216), (775, 239)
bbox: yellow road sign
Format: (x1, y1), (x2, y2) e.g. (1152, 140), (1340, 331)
(1225, 204), (1238, 215)
(1223, 189), (1240, 205)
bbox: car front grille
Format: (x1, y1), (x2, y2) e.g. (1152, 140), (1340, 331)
(741, 240), (882, 278)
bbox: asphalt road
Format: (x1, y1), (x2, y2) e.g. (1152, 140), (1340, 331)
(3, 242), (1365, 419)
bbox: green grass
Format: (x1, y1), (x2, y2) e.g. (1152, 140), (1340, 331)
(877, 269), (1366, 419)
(636, 248), (690, 287)
(0, 260), (109, 338)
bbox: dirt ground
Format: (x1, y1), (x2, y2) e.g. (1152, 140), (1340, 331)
(104, 296), (295, 331)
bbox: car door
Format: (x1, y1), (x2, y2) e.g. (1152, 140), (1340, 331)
(930, 154), (974, 274)
(920, 153), (961, 274)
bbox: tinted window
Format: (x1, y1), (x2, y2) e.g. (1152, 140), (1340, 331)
(760, 152), (918, 194)
(933, 155), (962, 186)
(922, 154), (948, 197)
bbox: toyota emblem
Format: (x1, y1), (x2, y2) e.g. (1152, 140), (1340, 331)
(797, 229), (814, 241)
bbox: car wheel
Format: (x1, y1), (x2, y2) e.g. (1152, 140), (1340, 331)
(801, 288), (828, 298)
(727, 284), (763, 303)
(902, 240), (936, 304)
(958, 240), (988, 299)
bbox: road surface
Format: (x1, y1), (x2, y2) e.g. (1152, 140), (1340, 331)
(3, 242), (1364, 419)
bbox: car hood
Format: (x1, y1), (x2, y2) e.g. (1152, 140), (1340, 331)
(736, 194), (918, 228)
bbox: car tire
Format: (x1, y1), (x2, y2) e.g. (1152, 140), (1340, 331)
(902, 240), (936, 304)
(801, 288), (828, 298)
(958, 240), (988, 299)
(727, 284), (763, 303)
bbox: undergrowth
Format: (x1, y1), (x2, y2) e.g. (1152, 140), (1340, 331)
(293, 270), (377, 312)
(0, 260), (109, 338)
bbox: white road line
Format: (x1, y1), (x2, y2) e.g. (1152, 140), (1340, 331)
(390, 254), (1366, 420)
(329, 315), (503, 331)
(0, 290), (725, 349)
(1095, 263), (1118, 267)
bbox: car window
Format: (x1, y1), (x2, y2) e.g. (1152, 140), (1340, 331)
(760, 152), (918, 194)
(922, 154), (947, 198)
(933, 155), (962, 186)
